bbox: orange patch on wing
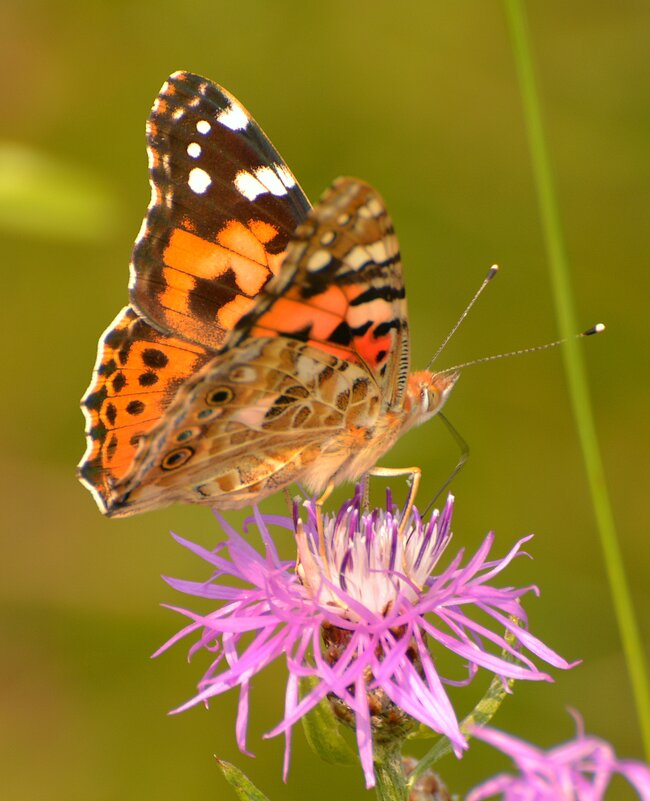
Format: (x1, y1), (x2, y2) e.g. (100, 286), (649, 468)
(95, 353), (205, 483)
(351, 325), (393, 367)
(126, 336), (206, 373)
(249, 219), (278, 244)
(164, 227), (270, 296)
(218, 295), (256, 329)
(217, 220), (267, 266)
(182, 216), (198, 234)
(308, 340), (360, 364)
(158, 266), (195, 316)
(268, 249), (287, 278)
(102, 428), (150, 474)
(293, 284), (348, 317)
(256, 297), (342, 341)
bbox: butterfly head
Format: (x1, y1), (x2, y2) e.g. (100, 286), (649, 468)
(403, 370), (459, 431)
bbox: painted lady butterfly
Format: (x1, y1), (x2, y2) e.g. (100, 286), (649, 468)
(79, 71), (458, 517)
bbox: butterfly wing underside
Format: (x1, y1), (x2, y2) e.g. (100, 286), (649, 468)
(102, 178), (409, 516)
(79, 71), (312, 514)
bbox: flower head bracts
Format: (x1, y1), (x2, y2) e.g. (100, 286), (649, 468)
(156, 490), (575, 788)
(467, 713), (650, 800)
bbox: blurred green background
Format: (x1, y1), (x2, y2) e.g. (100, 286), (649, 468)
(2, 1), (648, 798)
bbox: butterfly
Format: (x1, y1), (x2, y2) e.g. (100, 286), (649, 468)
(79, 71), (458, 518)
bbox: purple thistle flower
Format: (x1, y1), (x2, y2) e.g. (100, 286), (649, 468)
(156, 489), (575, 788)
(467, 713), (650, 800)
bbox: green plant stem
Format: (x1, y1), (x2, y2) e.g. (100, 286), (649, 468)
(374, 744), (408, 801)
(503, 0), (650, 759)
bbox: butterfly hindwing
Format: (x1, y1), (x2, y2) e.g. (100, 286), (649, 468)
(232, 177), (410, 409)
(105, 336), (382, 516)
(130, 71), (311, 350)
(79, 307), (212, 512)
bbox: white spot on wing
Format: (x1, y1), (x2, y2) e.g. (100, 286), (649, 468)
(188, 167), (212, 194)
(234, 165), (295, 200)
(366, 240), (388, 262)
(187, 142), (201, 158)
(307, 249), (331, 272)
(254, 166), (288, 196)
(275, 164), (296, 189)
(234, 170), (267, 200)
(217, 102), (249, 131)
(366, 196), (383, 216)
(346, 246), (370, 270)
(349, 299), (392, 328)
(196, 120), (211, 134)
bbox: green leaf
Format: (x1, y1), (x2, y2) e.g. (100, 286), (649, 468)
(300, 677), (356, 766)
(215, 759), (272, 801)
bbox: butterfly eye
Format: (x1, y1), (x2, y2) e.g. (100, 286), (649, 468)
(206, 386), (234, 405)
(161, 447), (194, 470)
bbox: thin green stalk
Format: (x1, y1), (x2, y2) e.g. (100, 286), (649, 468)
(503, 0), (650, 758)
(374, 744), (408, 801)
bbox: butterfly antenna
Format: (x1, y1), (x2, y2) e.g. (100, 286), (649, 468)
(438, 323), (605, 376)
(427, 264), (499, 370)
(421, 413), (469, 517)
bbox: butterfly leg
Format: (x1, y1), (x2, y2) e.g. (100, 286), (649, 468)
(360, 475), (370, 514)
(368, 466), (422, 537)
(283, 487), (295, 515)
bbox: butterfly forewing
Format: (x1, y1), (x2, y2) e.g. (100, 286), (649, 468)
(232, 177), (410, 409)
(130, 71), (311, 350)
